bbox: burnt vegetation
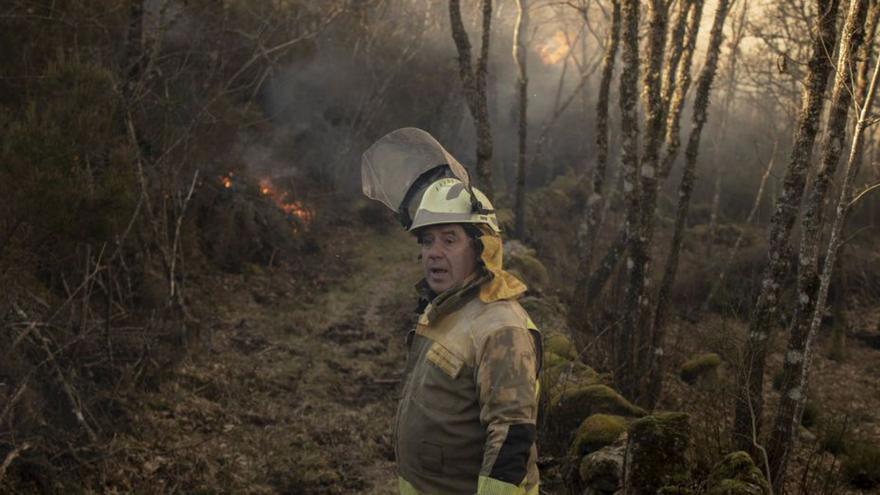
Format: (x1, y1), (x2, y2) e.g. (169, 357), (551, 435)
(2, 0), (880, 493)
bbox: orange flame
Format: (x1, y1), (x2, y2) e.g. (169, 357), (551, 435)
(220, 171), (234, 188)
(538, 31), (571, 65)
(258, 177), (313, 229)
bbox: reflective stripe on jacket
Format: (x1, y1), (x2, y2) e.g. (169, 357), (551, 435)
(394, 276), (540, 495)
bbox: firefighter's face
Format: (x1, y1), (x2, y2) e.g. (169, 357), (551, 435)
(418, 224), (478, 294)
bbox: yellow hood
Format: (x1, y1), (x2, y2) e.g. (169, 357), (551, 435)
(477, 230), (527, 303)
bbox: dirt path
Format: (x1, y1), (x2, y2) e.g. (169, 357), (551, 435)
(106, 225), (420, 494)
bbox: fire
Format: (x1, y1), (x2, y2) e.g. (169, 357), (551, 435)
(220, 171), (234, 189)
(258, 177), (313, 229)
(538, 30), (571, 65)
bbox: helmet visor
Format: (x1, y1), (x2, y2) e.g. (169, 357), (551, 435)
(361, 128), (470, 212)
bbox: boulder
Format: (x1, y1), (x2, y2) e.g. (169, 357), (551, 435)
(680, 353), (722, 385)
(543, 354), (600, 396)
(547, 385), (646, 447)
(545, 332), (578, 360)
(570, 414), (628, 458)
(578, 434), (627, 495)
(706, 451), (770, 495)
(623, 412), (691, 494)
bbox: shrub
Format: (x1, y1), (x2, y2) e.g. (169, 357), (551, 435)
(680, 353), (722, 385)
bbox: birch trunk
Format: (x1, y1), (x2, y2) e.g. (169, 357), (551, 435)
(783, 46), (880, 495)
(660, 0), (705, 178)
(767, 0), (871, 488)
(615, 0), (642, 398)
(626, 0), (671, 399)
(660, 0), (694, 141)
(513, 0), (529, 239)
(571, 0), (621, 331)
(732, 0), (842, 456)
(645, 0), (733, 409)
(449, 0), (495, 199)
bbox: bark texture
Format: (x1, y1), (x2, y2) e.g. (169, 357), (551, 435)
(629, 0), (672, 398)
(732, 0), (842, 457)
(615, 0), (642, 398)
(646, 0), (733, 409)
(661, 0), (705, 178)
(767, 0), (870, 489)
(449, 0), (495, 199)
(513, 0), (529, 239)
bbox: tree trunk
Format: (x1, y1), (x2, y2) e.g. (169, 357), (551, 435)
(732, 0), (842, 457)
(571, 0), (621, 331)
(449, 0), (495, 199)
(767, 0), (870, 489)
(513, 0), (529, 239)
(645, 0), (733, 410)
(660, 0), (705, 178)
(794, 47), (879, 495)
(629, 0), (672, 398)
(615, 0), (642, 398)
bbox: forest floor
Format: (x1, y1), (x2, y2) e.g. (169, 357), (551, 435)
(77, 217), (880, 494)
(94, 221), (419, 494)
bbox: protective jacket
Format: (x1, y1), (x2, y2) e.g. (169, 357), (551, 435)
(395, 233), (541, 495)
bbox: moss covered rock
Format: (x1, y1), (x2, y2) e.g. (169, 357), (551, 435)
(548, 385), (645, 442)
(570, 414), (627, 457)
(680, 353), (722, 385)
(543, 356), (599, 395)
(578, 434), (627, 495)
(706, 451), (770, 495)
(623, 412), (691, 494)
(545, 332), (578, 360)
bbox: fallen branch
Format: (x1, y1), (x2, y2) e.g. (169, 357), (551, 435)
(0, 442), (31, 484)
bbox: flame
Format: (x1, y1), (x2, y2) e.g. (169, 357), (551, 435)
(220, 171), (234, 189)
(538, 31), (571, 65)
(258, 177), (313, 229)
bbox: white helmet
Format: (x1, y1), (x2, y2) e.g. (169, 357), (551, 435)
(409, 177), (500, 233)
(361, 128), (500, 233)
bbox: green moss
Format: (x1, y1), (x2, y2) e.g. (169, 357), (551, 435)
(547, 384), (645, 445)
(570, 414), (627, 457)
(542, 354), (599, 397)
(507, 252), (550, 290)
(680, 353), (722, 385)
(707, 451), (769, 495)
(842, 442), (880, 490)
(545, 332), (578, 360)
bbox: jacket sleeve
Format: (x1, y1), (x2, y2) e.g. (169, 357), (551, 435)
(474, 325), (539, 494)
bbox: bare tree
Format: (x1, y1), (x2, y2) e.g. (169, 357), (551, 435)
(514, 0), (529, 239)
(767, 0), (871, 488)
(732, 0), (843, 456)
(645, 0), (734, 409)
(449, 0), (495, 199)
(660, 0), (706, 177)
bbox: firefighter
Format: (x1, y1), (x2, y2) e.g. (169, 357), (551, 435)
(361, 128), (541, 494)
(395, 180), (540, 494)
